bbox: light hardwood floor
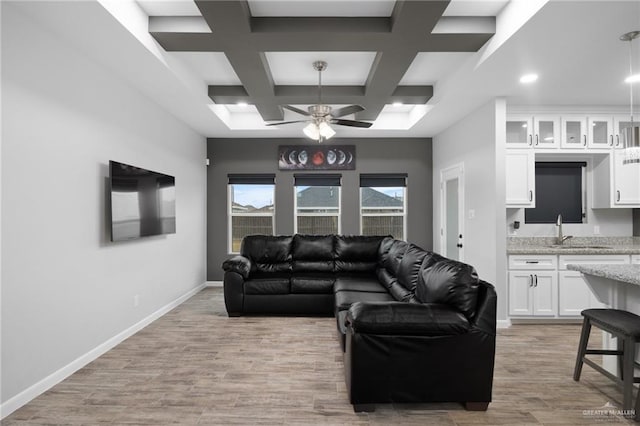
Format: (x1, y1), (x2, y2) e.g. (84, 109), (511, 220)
(3, 287), (635, 425)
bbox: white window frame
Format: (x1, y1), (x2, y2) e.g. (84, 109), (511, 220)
(228, 184), (276, 254)
(294, 185), (341, 234)
(359, 186), (407, 240)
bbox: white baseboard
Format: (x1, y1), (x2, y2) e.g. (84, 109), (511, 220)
(497, 319), (512, 329)
(0, 282), (206, 420)
(206, 280), (223, 288)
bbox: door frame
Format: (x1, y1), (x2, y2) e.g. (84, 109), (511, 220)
(440, 163), (465, 261)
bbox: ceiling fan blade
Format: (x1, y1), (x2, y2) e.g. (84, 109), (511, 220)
(331, 119), (373, 128)
(265, 120), (309, 126)
(283, 105), (311, 116)
(331, 105), (365, 118)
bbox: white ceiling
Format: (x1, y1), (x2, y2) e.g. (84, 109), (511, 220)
(12, 0), (640, 139)
(265, 52), (378, 85)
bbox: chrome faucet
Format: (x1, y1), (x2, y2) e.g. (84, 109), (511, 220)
(556, 214), (573, 245)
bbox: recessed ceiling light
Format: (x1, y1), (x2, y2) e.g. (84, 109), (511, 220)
(237, 102), (248, 107)
(392, 102), (403, 107)
(519, 73), (538, 84)
(625, 74), (640, 83)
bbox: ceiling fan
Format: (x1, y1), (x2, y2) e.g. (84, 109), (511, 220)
(266, 61), (373, 141)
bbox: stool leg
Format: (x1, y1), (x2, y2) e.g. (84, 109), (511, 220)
(574, 318), (592, 381)
(622, 337), (635, 411)
(617, 336), (624, 380)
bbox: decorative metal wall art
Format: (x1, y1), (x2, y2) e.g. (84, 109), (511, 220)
(278, 145), (355, 170)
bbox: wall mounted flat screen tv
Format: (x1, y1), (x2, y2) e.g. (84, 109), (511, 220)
(109, 161), (176, 242)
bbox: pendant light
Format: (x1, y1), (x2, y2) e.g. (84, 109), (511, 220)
(621, 31), (640, 164)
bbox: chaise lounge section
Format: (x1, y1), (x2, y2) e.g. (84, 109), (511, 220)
(222, 234), (496, 412)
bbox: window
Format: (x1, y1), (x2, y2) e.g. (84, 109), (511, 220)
(360, 174), (407, 239)
(294, 174), (341, 234)
(228, 174), (275, 253)
(525, 162), (586, 224)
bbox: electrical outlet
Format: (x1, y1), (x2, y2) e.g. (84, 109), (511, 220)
(594, 225), (601, 235)
(133, 295), (140, 307)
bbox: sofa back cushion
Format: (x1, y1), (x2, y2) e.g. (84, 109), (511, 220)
(240, 235), (292, 275)
(335, 235), (384, 274)
(291, 234), (335, 273)
(378, 237), (408, 275)
(416, 257), (480, 319)
(396, 244), (429, 293)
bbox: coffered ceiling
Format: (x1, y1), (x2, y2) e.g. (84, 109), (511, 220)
(146, 0), (499, 124)
(12, 1), (640, 138)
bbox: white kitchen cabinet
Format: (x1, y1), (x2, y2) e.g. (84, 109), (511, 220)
(632, 255), (640, 265)
(533, 116), (560, 149)
(507, 115), (559, 149)
(557, 254), (628, 316)
(588, 116), (614, 149)
(505, 150), (535, 207)
(592, 150), (640, 208)
(509, 271), (557, 317)
(561, 116), (588, 149)
(506, 116), (533, 148)
(558, 271), (605, 316)
(613, 149), (640, 205)
(613, 115), (640, 149)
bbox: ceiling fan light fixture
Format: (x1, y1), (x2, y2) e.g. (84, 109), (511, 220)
(303, 122), (320, 140)
(318, 121), (336, 139)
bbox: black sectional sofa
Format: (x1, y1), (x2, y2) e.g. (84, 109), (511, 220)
(222, 234), (497, 412)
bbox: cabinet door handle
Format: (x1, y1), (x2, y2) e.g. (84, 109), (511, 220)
(583, 135), (587, 146)
(525, 261), (539, 264)
(529, 274), (533, 287)
(610, 135), (614, 146)
(529, 190), (533, 202)
(616, 134), (620, 147)
(535, 134), (539, 146)
(528, 134), (532, 146)
(617, 190), (621, 202)
(534, 274), (538, 287)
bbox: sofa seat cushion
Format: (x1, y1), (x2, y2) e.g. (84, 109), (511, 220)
(335, 290), (395, 312)
(244, 278), (290, 295)
(346, 302), (471, 336)
(291, 275), (335, 294)
(416, 258), (480, 318)
(334, 277), (387, 294)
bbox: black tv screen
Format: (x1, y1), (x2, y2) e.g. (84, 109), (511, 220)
(109, 161), (176, 241)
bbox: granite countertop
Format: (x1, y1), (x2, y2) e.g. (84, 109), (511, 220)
(567, 264), (640, 286)
(507, 237), (640, 255)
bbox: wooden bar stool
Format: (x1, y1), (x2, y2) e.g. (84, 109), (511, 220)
(574, 308), (640, 420)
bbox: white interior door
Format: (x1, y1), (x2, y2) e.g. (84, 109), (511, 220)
(441, 164), (464, 261)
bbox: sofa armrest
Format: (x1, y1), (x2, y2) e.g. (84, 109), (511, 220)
(471, 280), (497, 336)
(222, 256), (251, 280)
(345, 301), (471, 336)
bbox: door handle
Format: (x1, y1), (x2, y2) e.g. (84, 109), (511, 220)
(534, 274), (538, 287)
(610, 135), (614, 146)
(617, 190), (621, 202)
(528, 134), (532, 146)
(616, 134), (620, 147)
(583, 135), (587, 146)
(529, 274), (533, 287)
(535, 134), (539, 146)
(456, 243), (463, 248)
(529, 190), (533, 202)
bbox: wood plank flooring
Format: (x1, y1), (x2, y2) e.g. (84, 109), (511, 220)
(3, 287), (635, 425)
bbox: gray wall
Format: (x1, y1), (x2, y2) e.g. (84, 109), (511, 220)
(207, 138), (432, 280)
